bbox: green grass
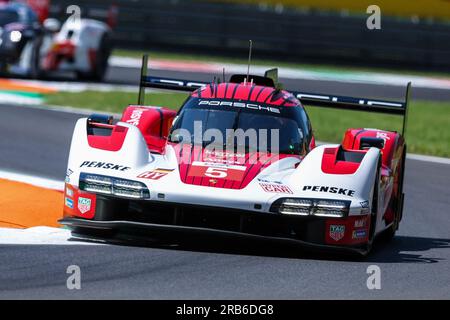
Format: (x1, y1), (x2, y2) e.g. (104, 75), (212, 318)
(113, 48), (450, 79)
(47, 90), (189, 114)
(305, 102), (450, 157)
(46, 90), (450, 157)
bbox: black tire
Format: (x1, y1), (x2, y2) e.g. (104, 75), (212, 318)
(75, 71), (91, 81)
(0, 62), (7, 77)
(29, 37), (44, 79)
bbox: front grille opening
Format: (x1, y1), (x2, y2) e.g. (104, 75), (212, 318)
(241, 215), (289, 237)
(181, 208), (240, 231)
(120, 200), (304, 239)
(128, 201), (175, 225)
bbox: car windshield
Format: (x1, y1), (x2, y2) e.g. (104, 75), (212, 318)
(0, 11), (19, 27)
(169, 98), (305, 154)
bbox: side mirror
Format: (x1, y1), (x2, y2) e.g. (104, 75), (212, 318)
(43, 18), (61, 33)
(169, 133), (184, 143)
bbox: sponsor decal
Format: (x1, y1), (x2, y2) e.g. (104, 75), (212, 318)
(376, 131), (391, 142)
(65, 197), (73, 209)
(203, 149), (246, 165)
(126, 108), (146, 126)
(259, 183), (293, 194)
(66, 187), (74, 197)
(137, 168), (173, 180)
(329, 225), (345, 241)
(258, 178), (283, 184)
(359, 200), (370, 214)
(187, 161), (246, 181)
(352, 230), (367, 239)
(65, 168), (73, 183)
(198, 100), (280, 114)
(78, 197), (92, 214)
(80, 161), (130, 172)
(354, 218), (367, 228)
(204, 150), (246, 159)
(360, 200), (369, 208)
(302, 185), (355, 197)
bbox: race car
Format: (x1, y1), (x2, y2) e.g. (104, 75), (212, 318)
(38, 16), (112, 80)
(60, 55), (410, 256)
(0, 1), (112, 80)
(0, 2), (42, 76)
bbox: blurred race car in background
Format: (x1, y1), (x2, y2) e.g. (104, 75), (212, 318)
(0, 0), (113, 80)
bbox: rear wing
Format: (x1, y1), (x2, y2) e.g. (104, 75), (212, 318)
(291, 83), (411, 136)
(137, 54), (411, 136)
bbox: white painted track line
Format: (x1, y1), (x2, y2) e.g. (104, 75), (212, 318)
(406, 153), (450, 165)
(0, 170), (64, 190)
(0, 227), (100, 245)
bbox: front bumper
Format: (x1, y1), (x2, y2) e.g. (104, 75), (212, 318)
(59, 217), (368, 256)
(60, 194), (371, 256)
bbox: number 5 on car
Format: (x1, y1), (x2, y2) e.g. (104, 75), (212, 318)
(188, 161), (246, 181)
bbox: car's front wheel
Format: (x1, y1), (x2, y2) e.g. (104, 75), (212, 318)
(381, 146), (406, 241)
(29, 37), (44, 79)
(360, 159), (381, 256)
(0, 62), (7, 76)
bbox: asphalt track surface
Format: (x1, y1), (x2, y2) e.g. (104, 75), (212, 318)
(0, 103), (449, 299)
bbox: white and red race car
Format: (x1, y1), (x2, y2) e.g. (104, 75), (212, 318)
(0, 0), (113, 80)
(37, 16), (112, 80)
(60, 56), (410, 256)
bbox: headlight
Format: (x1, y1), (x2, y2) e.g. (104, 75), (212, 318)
(313, 199), (348, 217)
(10, 30), (22, 42)
(79, 173), (150, 199)
(278, 198), (312, 216)
(271, 198), (350, 217)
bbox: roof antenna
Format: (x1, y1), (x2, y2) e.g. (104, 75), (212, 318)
(246, 40), (253, 83)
